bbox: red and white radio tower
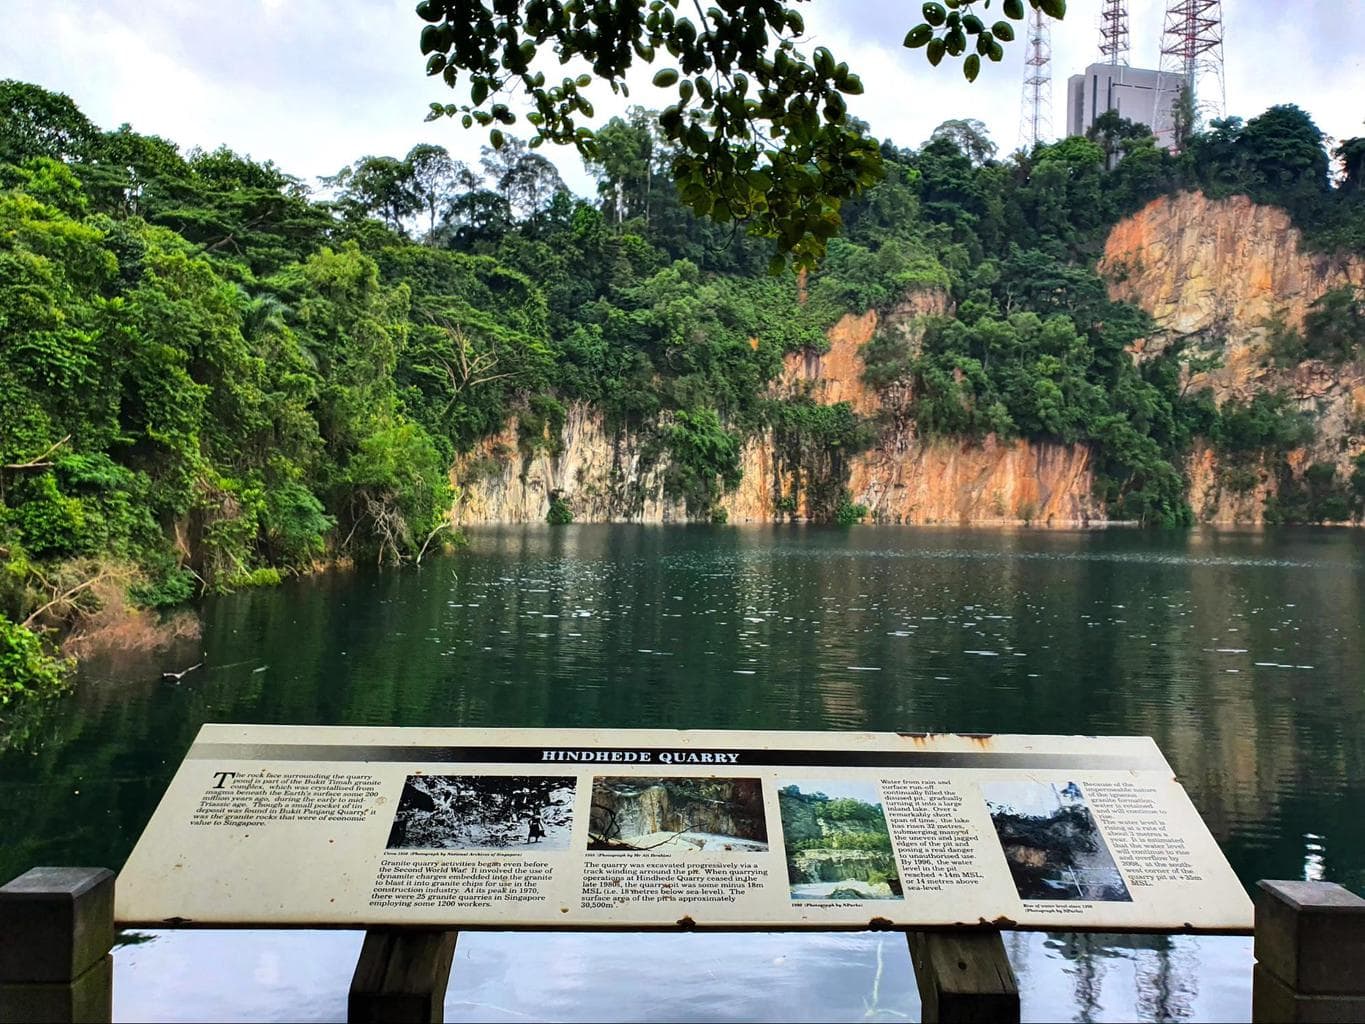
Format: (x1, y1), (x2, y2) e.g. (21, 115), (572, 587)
(1018, 5), (1052, 150)
(1099, 0), (1129, 65)
(1158, 0), (1226, 134)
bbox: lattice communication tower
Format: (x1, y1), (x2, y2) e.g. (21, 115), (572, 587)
(1099, 0), (1130, 65)
(1018, 5), (1053, 150)
(1158, 0), (1226, 135)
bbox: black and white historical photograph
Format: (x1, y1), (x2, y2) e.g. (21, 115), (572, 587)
(588, 777), (768, 852)
(386, 774), (576, 850)
(983, 781), (1131, 902)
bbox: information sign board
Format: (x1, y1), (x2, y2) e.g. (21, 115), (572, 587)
(115, 725), (1254, 933)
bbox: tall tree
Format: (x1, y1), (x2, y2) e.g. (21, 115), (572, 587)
(440, 189), (513, 246)
(0, 80), (97, 165)
(1238, 104), (1330, 194)
(928, 119), (997, 167)
(324, 156), (418, 234)
(480, 136), (565, 220)
(1337, 137), (1365, 193)
(81, 125), (188, 219)
(1085, 111), (1153, 170)
(586, 108), (663, 227)
(404, 143), (472, 240)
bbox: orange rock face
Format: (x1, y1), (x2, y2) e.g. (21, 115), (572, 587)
(1103, 191), (1365, 524)
(1102, 192), (1365, 340)
(453, 290), (1103, 525)
(845, 436), (1098, 526)
(779, 308), (882, 417)
(723, 294), (1102, 525)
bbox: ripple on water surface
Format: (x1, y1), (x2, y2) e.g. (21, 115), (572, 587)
(5, 524), (1362, 1021)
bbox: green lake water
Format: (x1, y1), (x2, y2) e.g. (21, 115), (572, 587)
(3, 524), (1363, 1021)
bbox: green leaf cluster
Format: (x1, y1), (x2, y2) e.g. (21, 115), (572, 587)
(417, 0), (887, 268)
(0, 614), (71, 706)
(833, 491), (869, 525)
(546, 493), (574, 524)
(1266, 459), (1365, 525)
(663, 408), (743, 513)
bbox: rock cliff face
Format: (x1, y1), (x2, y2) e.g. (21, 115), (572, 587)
(588, 779), (767, 848)
(1101, 191), (1365, 523)
(728, 292), (1103, 524)
(790, 848), (898, 885)
(452, 404), (692, 523)
(453, 288), (1103, 526)
(453, 190), (1363, 526)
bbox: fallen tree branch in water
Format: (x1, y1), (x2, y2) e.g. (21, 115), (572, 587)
(415, 522), (452, 565)
(22, 570), (116, 629)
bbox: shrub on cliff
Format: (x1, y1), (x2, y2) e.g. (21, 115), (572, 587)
(1302, 287), (1365, 364)
(663, 409), (743, 515)
(1214, 393), (1314, 456)
(834, 492), (869, 525)
(345, 418), (452, 564)
(1266, 462), (1362, 525)
(546, 493), (574, 525)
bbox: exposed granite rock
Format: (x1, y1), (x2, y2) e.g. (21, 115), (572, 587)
(1102, 191), (1365, 523)
(790, 848), (899, 884)
(452, 291), (1104, 525)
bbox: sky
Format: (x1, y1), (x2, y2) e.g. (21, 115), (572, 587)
(787, 779), (884, 807)
(2, 1), (1362, 198)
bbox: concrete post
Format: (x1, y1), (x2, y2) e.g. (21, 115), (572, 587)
(907, 930), (1020, 1024)
(0, 867), (115, 1024)
(1253, 879), (1365, 1023)
(348, 929), (458, 1024)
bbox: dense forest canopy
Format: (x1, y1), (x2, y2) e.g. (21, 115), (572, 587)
(2, 75), (1364, 703)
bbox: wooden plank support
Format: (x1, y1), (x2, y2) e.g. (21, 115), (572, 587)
(1253, 880), (1365, 1023)
(0, 867), (114, 1024)
(348, 929), (458, 1024)
(906, 930), (1020, 1024)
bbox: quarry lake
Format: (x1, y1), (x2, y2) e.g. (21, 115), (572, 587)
(3, 524), (1363, 1022)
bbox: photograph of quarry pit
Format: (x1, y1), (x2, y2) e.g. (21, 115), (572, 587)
(983, 781), (1132, 902)
(779, 781), (902, 901)
(386, 774), (577, 851)
(587, 777), (769, 852)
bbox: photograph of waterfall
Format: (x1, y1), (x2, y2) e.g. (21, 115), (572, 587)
(982, 781), (1132, 902)
(386, 775), (576, 850)
(778, 781), (902, 901)
(587, 777), (769, 852)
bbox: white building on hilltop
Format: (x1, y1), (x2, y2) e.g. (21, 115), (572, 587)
(1066, 63), (1185, 150)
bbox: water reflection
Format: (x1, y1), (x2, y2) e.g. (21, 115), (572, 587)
(1303, 833), (1327, 882)
(111, 929), (1252, 1023)
(4, 524), (1362, 1021)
